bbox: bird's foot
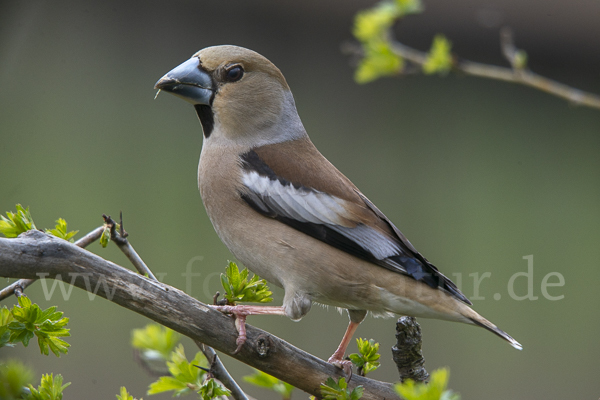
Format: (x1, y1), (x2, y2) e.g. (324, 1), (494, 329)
(211, 305), (286, 354)
(328, 354), (353, 378)
(326, 318), (360, 378)
(233, 313), (247, 354)
(211, 305), (251, 354)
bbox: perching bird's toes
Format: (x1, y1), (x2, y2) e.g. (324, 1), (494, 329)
(211, 305), (287, 354)
(211, 305), (250, 353)
(328, 355), (353, 378)
(233, 314), (247, 354)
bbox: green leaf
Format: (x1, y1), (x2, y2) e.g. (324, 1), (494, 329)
(26, 373), (71, 400)
(394, 0), (423, 15)
(352, 0), (425, 84)
(353, 2), (398, 42)
(220, 261), (273, 305)
(0, 205), (77, 242)
(355, 40), (403, 84)
(0, 360), (34, 400)
(147, 344), (207, 396)
(423, 35), (453, 75)
(0, 204), (37, 238)
(394, 368), (460, 400)
(0, 306), (15, 348)
(167, 345), (208, 383)
(100, 225), (111, 248)
(147, 376), (189, 396)
(131, 324), (180, 361)
(349, 338), (381, 376)
(353, 0), (422, 41)
(0, 326), (11, 348)
(514, 50), (528, 69)
(8, 297), (70, 357)
(354, 0), (422, 43)
(320, 377), (363, 400)
(244, 369), (295, 399)
(353, 2), (403, 85)
(45, 218), (78, 242)
(197, 378), (231, 400)
(0, 306), (14, 326)
(116, 386), (141, 400)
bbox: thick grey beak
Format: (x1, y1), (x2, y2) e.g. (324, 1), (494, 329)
(154, 57), (214, 105)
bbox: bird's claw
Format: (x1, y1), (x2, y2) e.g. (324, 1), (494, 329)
(233, 313), (247, 354)
(212, 305), (249, 354)
(328, 356), (353, 379)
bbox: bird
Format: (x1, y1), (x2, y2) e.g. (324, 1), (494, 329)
(154, 45), (522, 371)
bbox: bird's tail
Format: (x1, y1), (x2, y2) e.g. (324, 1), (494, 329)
(468, 314), (523, 350)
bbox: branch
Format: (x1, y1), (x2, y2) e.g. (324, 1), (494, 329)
(103, 213), (157, 281)
(347, 28), (600, 110)
(402, 30), (600, 109)
(0, 231), (399, 400)
(0, 226), (104, 301)
(392, 317), (428, 383)
(0, 278), (34, 300)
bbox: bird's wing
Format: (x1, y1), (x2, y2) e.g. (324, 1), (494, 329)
(354, 190), (470, 305)
(238, 140), (471, 305)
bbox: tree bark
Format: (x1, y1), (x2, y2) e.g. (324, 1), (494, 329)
(392, 316), (429, 383)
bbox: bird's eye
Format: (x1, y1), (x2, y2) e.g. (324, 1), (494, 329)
(225, 65), (244, 82)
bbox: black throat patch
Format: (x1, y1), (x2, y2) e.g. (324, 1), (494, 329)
(194, 104), (214, 138)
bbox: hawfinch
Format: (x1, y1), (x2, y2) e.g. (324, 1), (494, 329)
(155, 45), (522, 369)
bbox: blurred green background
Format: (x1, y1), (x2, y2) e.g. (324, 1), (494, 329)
(1, 0), (599, 399)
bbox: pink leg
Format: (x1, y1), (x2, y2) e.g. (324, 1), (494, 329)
(213, 305), (286, 316)
(212, 305), (286, 353)
(328, 320), (361, 376)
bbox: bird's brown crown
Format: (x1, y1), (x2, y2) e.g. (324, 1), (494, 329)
(193, 45), (289, 90)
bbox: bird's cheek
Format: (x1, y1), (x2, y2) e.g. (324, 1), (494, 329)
(211, 98), (246, 134)
(212, 97), (279, 137)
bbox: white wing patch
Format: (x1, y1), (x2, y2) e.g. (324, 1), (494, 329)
(242, 170), (348, 225)
(242, 170), (403, 261)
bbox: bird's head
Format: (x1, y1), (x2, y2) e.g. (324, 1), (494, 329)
(155, 45), (306, 147)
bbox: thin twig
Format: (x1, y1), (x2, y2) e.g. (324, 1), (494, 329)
(196, 340), (252, 400)
(118, 241), (157, 280)
(0, 279), (34, 301)
(103, 215), (248, 400)
(346, 27), (600, 110)
(13, 284), (24, 298)
(75, 226), (107, 248)
(103, 213), (157, 281)
(132, 348), (169, 378)
(0, 226), (104, 301)
(499, 27), (522, 71)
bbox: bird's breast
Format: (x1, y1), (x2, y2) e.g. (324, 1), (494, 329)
(197, 142), (287, 286)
